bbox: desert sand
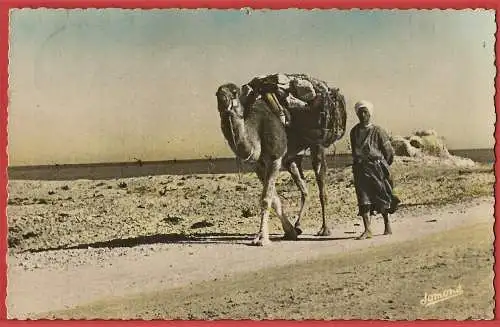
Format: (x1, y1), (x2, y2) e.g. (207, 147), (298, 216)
(6, 155), (495, 319)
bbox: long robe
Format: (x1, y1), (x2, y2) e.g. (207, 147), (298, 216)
(350, 123), (398, 215)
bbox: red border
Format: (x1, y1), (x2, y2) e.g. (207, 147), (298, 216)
(0, 0), (498, 326)
(0, 0), (9, 322)
(495, 7), (499, 326)
(0, 0), (499, 9)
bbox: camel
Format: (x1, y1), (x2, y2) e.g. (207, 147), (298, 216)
(241, 75), (347, 236)
(215, 83), (298, 246)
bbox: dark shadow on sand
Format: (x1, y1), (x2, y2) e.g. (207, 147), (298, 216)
(24, 232), (359, 253)
(25, 232), (257, 253)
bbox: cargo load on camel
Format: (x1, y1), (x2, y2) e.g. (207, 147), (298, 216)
(241, 73), (347, 148)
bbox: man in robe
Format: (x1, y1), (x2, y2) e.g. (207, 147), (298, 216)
(350, 100), (400, 240)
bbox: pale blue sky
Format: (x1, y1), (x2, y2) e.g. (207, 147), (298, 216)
(8, 9), (496, 165)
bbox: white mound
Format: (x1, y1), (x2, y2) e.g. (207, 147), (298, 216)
(390, 130), (476, 168)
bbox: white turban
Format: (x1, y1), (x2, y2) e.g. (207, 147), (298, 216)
(354, 100), (374, 116)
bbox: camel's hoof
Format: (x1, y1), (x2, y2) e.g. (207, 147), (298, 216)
(294, 226), (303, 236)
(250, 238), (272, 247)
(250, 236), (271, 246)
(316, 226), (332, 237)
(384, 229), (393, 235)
(356, 231), (372, 240)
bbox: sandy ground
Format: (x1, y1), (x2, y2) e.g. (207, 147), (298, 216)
(6, 157), (495, 319)
(47, 218), (494, 320)
(8, 197), (494, 319)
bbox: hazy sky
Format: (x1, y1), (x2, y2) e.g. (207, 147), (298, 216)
(8, 9), (496, 166)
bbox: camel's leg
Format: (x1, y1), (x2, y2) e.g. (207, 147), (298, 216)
(255, 161), (266, 186)
(296, 155), (306, 180)
(259, 160), (297, 241)
(285, 159), (309, 236)
(382, 210), (392, 235)
(311, 145), (331, 236)
(270, 188), (298, 240)
(251, 159), (282, 246)
(251, 162), (269, 245)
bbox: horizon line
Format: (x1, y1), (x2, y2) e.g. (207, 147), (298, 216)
(7, 147), (493, 169)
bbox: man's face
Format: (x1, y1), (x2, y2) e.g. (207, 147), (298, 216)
(357, 107), (371, 125)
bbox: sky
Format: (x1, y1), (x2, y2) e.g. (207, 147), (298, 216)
(7, 8), (496, 166)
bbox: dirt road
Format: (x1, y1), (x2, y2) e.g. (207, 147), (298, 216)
(7, 196), (494, 319)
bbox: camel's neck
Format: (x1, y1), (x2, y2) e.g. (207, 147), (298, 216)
(221, 105), (257, 161)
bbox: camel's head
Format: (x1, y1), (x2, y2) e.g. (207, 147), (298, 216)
(215, 83), (243, 117)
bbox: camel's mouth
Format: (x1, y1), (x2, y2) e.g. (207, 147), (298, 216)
(216, 92), (232, 113)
